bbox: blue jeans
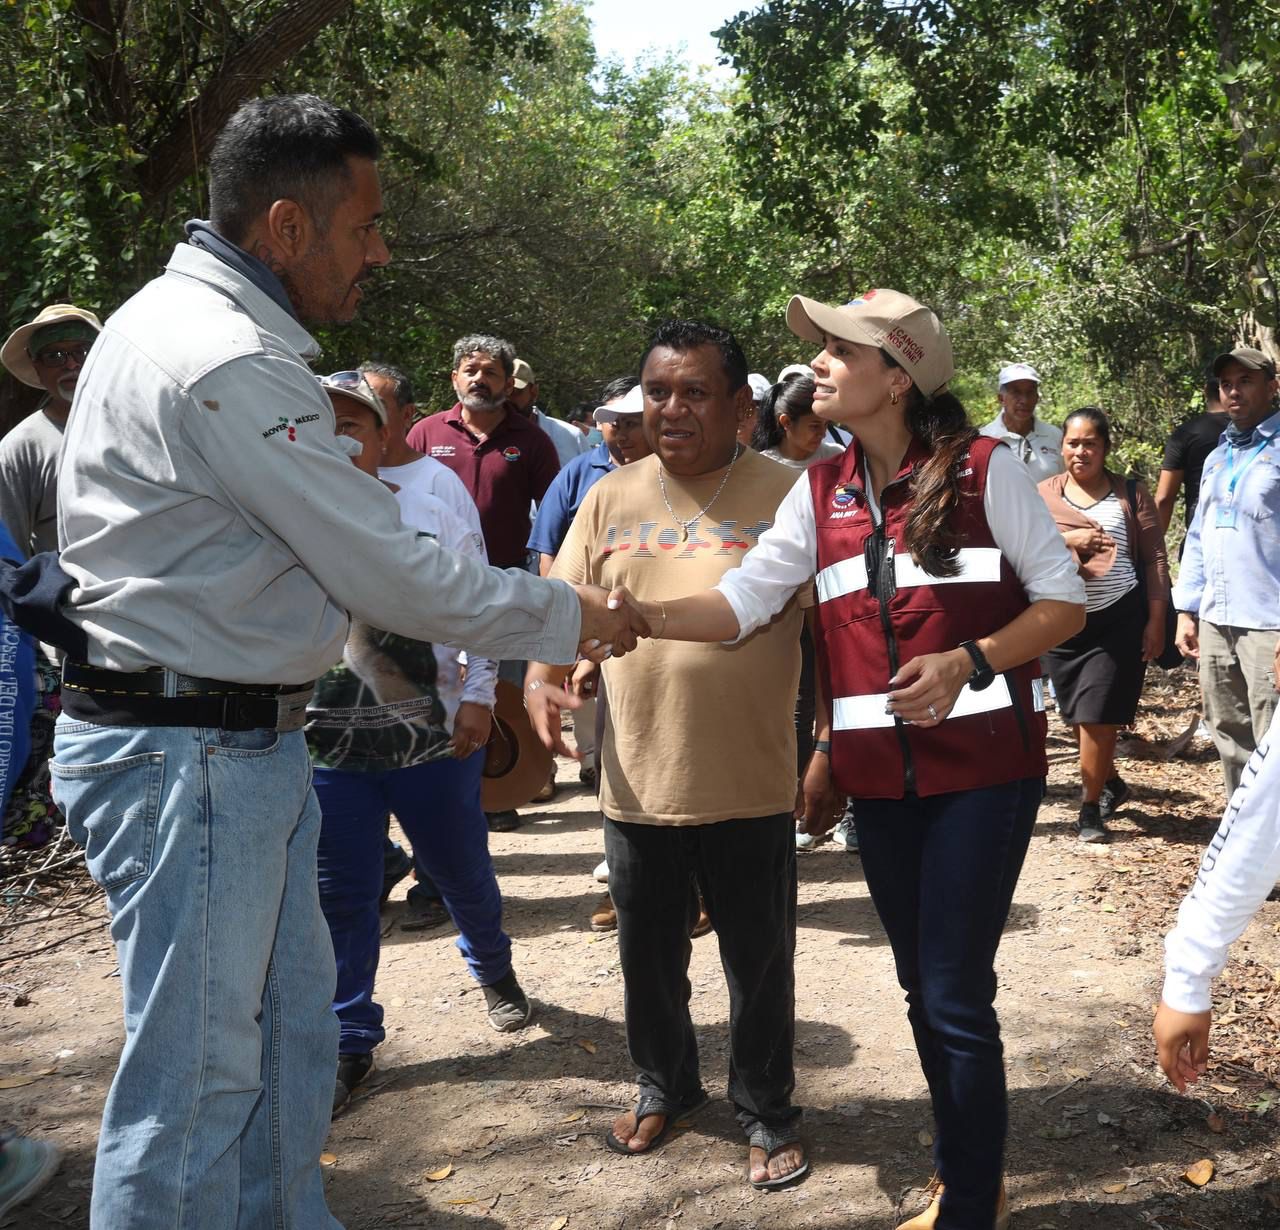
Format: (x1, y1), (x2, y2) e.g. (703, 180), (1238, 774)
(854, 777), (1042, 1230)
(50, 719), (340, 1230)
(313, 752), (511, 1056)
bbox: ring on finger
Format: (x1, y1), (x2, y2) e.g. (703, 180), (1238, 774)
(927, 703), (938, 722)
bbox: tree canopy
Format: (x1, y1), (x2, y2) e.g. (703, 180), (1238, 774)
(2, 0), (1275, 468)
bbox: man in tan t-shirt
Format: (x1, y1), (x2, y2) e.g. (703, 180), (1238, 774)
(526, 321), (809, 1190)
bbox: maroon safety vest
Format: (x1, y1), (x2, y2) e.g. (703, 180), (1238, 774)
(809, 434), (1047, 800)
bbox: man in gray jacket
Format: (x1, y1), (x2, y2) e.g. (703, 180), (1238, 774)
(53, 95), (639, 1230)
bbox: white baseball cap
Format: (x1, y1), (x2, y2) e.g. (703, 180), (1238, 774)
(997, 363), (1041, 388)
(747, 372), (772, 403)
(778, 363), (815, 383)
(593, 384), (644, 425)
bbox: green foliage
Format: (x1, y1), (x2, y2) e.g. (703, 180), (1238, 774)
(1, 0), (1274, 459)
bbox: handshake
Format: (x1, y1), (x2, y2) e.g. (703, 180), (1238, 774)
(572, 584), (649, 662)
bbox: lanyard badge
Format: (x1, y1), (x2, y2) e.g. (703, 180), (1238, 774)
(1217, 435), (1270, 529)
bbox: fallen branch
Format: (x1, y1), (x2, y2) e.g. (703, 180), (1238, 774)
(0, 920), (109, 963)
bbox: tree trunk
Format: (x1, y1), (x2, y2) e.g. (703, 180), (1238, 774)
(134, 0), (353, 205)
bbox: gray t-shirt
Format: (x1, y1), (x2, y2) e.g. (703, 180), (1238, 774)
(0, 408), (64, 557)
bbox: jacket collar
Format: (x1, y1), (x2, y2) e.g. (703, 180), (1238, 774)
(837, 433), (932, 496)
(163, 243), (320, 361)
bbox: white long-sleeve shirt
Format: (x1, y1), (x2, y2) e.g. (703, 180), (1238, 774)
(1162, 709), (1280, 1012)
(717, 442), (1084, 640)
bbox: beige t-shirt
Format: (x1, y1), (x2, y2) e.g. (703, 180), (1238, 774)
(551, 450), (807, 825)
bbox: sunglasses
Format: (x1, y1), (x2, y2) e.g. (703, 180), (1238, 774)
(33, 342), (92, 368)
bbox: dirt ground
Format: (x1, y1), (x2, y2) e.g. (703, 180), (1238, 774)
(5, 672), (1280, 1229)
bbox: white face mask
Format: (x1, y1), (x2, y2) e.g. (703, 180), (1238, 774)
(333, 435), (364, 458)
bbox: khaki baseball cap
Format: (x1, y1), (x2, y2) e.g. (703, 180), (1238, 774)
(2, 303), (102, 388)
(320, 371), (387, 425)
(786, 289), (954, 397)
(1212, 347), (1277, 377)
(511, 358), (535, 389)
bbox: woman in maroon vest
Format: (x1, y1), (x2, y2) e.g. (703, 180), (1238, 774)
(612, 290), (1085, 1227)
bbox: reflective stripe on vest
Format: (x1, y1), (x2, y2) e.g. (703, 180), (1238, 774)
(832, 675), (1046, 731)
(816, 546), (1004, 605)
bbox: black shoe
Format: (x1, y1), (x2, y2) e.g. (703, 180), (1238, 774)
(380, 843), (414, 908)
(1099, 776), (1130, 819)
(400, 897), (451, 932)
(1075, 802), (1108, 843)
(332, 1052), (375, 1116)
(578, 764), (597, 789)
(486, 810), (521, 833)
(482, 969), (533, 1032)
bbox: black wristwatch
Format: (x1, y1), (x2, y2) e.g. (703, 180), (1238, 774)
(959, 640), (995, 691)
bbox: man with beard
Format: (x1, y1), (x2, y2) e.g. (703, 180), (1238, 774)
(407, 335), (562, 829)
(52, 95), (640, 1229)
(406, 336), (561, 573)
(0, 304), (102, 558)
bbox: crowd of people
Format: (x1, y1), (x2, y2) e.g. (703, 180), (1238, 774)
(2, 91), (1280, 1229)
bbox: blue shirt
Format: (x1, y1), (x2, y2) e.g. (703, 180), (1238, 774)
(528, 443), (614, 557)
(1174, 407), (1280, 630)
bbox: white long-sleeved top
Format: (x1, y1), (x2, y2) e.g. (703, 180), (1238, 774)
(717, 442), (1084, 640)
(1162, 709), (1280, 1012)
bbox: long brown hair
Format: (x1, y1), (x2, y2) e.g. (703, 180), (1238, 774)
(882, 352), (978, 578)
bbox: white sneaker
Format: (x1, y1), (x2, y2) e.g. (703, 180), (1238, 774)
(830, 817), (858, 852)
(593, 859), (609, 883)
(796, 829), (821, 851)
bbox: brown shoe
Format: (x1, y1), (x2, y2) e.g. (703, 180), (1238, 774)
(690, 906), (712, 939)
(590, 891), (617, 932)
(533, 770), (557, 803)
(898, 1175), (1008, 1229)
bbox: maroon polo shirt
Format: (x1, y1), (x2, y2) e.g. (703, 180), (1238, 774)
(406, 403), (561, 567)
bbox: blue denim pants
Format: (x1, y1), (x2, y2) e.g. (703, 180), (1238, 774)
(854, 777), (1043, 1230)
(313, 752), (511, 1056)
(50, 719), (340, 1230)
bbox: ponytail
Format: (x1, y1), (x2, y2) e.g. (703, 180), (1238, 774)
(751, 376), (816, 452)
(882, 354), (978, 577)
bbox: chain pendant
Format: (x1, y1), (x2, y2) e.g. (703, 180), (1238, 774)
(679, 526), (689, 542)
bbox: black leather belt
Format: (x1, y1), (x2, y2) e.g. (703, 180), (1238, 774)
(61, 663), (314, 732)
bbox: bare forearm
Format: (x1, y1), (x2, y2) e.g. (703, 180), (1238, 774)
(975, 599), (1085, 674)
(635, 590), (740, 643)
(1154, 470), (1182, 536)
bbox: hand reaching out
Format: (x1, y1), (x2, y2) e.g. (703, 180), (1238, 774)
(524, 675), (582, 760)
(1153, 1001), (1210, 1092)
(574, 584), (651, 662)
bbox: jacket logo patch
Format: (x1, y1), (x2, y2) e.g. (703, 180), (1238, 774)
(502, 446), (522, 462)
(832, 489), (855, 508)
(262, 413), (320, 441)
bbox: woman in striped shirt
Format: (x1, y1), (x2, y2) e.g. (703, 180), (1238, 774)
(1038, 407), (1171, 841)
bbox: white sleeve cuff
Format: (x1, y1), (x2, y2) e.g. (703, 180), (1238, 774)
(1160, 970), (1213, 1015)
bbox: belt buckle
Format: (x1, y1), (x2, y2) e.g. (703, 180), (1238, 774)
(276, 687), (313, 733)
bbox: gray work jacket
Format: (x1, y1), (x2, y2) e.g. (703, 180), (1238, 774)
(58, 243), (580, 683)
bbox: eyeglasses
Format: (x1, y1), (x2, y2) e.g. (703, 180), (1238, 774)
(33, 342), (92, 369)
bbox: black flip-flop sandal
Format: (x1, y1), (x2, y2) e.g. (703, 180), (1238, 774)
(746, 1128), (810, 1190)
(604, 1091), (709, 1157)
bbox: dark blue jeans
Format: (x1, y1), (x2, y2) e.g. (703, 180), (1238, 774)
(314, 752), (511, 1056)
(854, 777), (1042, 1230)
